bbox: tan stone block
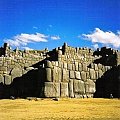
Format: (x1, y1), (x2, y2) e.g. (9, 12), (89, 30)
(75, 71), (81, 80)
(81, 71), (87, 81)
(60, 82), (69, 97)
(89, 69), (96, 80)
(44, 82), (60, 98)
(69, 79), (74, 98)
(69, 70), (75, 79)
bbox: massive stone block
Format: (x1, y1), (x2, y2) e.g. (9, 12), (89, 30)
(75, 62), (78, 71)
(63, 62), (67, 69)
(68, 63), (73, 70)
(60, 82), (69, 97)
(74, 80), (85, 97)
(75, 71), (81, 80)
(69, 70), (75, 79)
(62, 69), (69, 82)
(44, 82), (60, 97)
(45, 68), (52, 82)
(69, 79), (74, 98)
(82, 63), (88, 71)
(52, 67), (59, 82)
(45, 60), (53, 68)
(85, 79), (96, 94)
(81, 71), (87, 81)
(78, 63), (82, 71)
(89, 69), (96, 80)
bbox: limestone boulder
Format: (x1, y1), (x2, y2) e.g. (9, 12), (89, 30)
(60, 83), (69, 97)
(81, 71), (87, 81)
(62, 69), (69, 82)
(74, 80), (85, 95)
(75, 71), (81, 80)
(69, 79), (74, 98)
(85, 79), (96, 94)
(44, 82), (60, 98)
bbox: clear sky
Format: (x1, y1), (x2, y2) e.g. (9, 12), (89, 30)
(0, 0), (120, 50)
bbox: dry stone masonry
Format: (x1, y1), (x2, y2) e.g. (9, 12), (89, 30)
(0, 43), (120, 98)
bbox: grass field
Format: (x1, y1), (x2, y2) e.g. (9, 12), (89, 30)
(0, 98), (120, 120)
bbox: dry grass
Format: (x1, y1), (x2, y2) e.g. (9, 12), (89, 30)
(0, 98), (120, 120)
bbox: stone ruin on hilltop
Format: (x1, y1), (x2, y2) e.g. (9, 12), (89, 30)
(0, 43), (120, 99)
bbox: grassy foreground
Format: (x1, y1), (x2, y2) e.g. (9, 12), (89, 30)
(0, 98), (120, 120)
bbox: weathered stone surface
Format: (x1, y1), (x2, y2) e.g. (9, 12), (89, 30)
(4, 75), (11, 85)
(81, 71), (87, 81)
(86, 72), (90, 79)
(11, 68), (22, 80)
(58, 68), (62, 82)
(74, 80), (85, 95)
(89, 69), (96, 80)
(0, 66), (7, 71)
(75, 62), (78, 71)
(98, 69), (103, 78)
(0, 75), (4, 83)
(69, 70), (75, 79)
(44, 82), (60, 97)
(75, 71), (81, 80)
(60, 82), (69, 97)
(94, 64), (98, 71)
(85, 79), (96, 94)
(62, 69), (69, 82)
(72, 64), (75, 71)
(52, 67), (59, 82)
(45, 68), (52, 82)
(55, 61), (59, 67)
(98, 63), (102, 69)
(45, 60), (52, 68)
(69, 79), (74, 98)
(63, 62), (67, 69)
(78, 63), (82, 71)
(67, 63), (72, 70)
(82, 63), (88, 71)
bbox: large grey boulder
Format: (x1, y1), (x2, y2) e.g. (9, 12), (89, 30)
(44, 82), (60, 98)
(85, 79), (96, 94)
(60, 82), (69, 97)
(74, 80), (85, 96)
(69, 79), (74, 98)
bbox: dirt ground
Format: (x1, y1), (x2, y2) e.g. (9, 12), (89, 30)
(0, 98), (120, 120)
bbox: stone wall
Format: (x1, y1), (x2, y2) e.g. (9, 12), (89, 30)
(0, 43), (119, 98)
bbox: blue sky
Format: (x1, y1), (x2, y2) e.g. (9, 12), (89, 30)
(0, 0), (120, 50)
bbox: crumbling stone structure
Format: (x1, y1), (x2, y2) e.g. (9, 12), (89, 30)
(0, 43), (120, 99)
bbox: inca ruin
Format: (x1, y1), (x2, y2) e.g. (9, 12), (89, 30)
(0, 43), (120, 99)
